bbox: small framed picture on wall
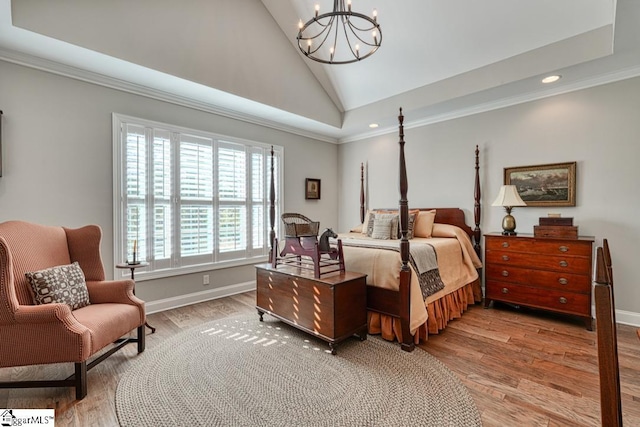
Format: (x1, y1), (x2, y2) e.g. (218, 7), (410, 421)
(305, 178), (321, 200)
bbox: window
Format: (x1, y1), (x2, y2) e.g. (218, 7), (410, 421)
(113, 114), (282, 280)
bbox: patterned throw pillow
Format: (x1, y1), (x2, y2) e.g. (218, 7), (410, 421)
(365, 212), (377, 237)
(25, 262), (91, 310)
(371, 217), (393, 239)
(407, 211), (419, 239)
(367, 212), (399, 238)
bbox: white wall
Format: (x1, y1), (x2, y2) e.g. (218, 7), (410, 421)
(338, 76), (640, 321)
(0, 60), (338, 304)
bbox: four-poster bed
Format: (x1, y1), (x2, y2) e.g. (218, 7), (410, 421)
(264, 108), (482, 352)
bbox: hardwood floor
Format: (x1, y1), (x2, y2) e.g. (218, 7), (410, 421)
(1, 294), (639, 426)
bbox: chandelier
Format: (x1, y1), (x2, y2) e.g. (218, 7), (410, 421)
(297, 0), (382, 65)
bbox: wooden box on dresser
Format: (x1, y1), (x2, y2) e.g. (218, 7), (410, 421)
(484, 232), (595, 330)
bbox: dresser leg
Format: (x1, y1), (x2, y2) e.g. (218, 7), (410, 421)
(584, 317), (594, 331)
(483, 298), (492, 308)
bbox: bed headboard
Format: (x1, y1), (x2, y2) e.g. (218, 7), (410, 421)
(362, 145), (482, 259)
(420, 208), (473, 237)
(369, 208), (472, 238)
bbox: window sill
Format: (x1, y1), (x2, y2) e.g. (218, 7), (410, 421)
(113, 255), (270, 282)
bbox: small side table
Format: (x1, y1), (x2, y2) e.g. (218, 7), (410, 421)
(116, 262), (156, 334)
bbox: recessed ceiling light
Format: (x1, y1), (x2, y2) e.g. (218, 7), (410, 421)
(369, 123), (379, 128)
(542, 75), (561, 84)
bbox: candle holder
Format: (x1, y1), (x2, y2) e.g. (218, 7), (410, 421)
(127, 251), (140, 265)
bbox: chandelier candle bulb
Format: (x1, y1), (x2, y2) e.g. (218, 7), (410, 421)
(315, 4), (319, 17)
(373, 9), (377, 22)
(347, 0), (351, 12)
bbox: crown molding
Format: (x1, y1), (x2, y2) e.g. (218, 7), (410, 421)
(3, 45), (640, 146)
(339, 62), (640, 144)
(0, 47), (339, 144)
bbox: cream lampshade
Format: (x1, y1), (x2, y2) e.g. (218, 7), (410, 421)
(492, 185), (526, 235)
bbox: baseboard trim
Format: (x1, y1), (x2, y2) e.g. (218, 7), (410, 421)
(146, 282), (640, 328)
(615, 309), (640, 327)
(145, 281), (255, 314)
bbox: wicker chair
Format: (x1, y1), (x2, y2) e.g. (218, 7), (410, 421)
(0, 221), (146, 400)
(281, 213), (320, 237)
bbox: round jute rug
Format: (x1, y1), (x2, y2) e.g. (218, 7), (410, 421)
(116, 315), (481, 427)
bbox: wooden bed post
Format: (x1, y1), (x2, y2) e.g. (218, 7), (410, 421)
(397, 108), (414, 352)
(473, 145), (482, 260)
(269, 146), (276, 262)
(360, 163), (365, 224)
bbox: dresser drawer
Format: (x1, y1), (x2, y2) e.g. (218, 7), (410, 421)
(486, 237), (592, 257)
(485, 250), (592, 274)
(484, 233), (594, 329)
(486, 280), (590, 317)
(485, 264), (591, 293)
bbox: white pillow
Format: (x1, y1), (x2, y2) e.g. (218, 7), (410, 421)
(371, 217), (393, 239)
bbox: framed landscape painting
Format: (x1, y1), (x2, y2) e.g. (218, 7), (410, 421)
(504, 162), (576, 207)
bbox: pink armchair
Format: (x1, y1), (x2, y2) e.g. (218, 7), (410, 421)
(0, 221), (145, 399)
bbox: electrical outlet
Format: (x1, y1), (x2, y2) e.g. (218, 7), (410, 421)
(203, 274), (210, 285)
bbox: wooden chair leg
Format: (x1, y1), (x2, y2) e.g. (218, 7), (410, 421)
(74, 361), (87, 400)
(137, 325), (146, 353)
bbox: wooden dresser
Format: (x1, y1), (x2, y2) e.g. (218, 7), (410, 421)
(484, 233), (594, 330)
(255, 263), (367, 354)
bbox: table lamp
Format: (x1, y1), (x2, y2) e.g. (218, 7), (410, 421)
(492, 185), (526, 235)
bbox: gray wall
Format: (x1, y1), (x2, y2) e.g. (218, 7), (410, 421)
(0, 60), (338, 304)
(11, 0), (341, 127)
(3, 57), (639, 323)
(338, 76), (640, 322)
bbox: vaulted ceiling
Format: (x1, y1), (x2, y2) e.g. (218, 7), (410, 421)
(1, 0), (638, 143)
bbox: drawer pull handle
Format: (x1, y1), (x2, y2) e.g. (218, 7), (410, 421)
(559, 261), (569, 267)
(502, 288), (509, 294)
(558, 278), (568, 285)
(559, 245), (569, 253)
(559, 297), (568, 304)
(502, 255), (510, 261)
(501, 270), (509, 277)
(502, 242), (509, 248)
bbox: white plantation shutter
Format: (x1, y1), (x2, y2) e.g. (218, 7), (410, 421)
(179, 135), (214, 265)
(218, 143), (247, 258)
(152, 129), (172, 269)
(252, 149), (265, 251)
(124, 124), (147, 263)
(114, 114), (282, 279)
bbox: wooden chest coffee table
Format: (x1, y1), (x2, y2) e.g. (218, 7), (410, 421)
(255, 263), (367, 355)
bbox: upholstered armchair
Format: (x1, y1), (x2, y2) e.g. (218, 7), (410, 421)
(0, 221), (145, 399)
